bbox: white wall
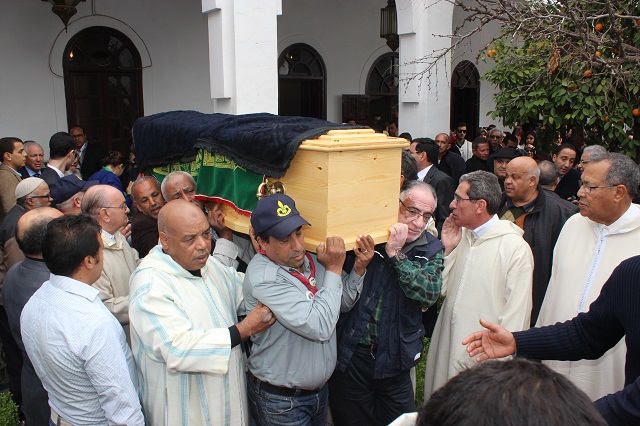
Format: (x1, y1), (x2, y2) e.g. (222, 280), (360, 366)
(1, 0), (212, 151)
(278, 0), (392, 124)
(451, 4), (503, 129)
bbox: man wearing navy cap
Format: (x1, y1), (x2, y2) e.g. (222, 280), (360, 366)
(243, 193), (375, 426)
(51, 174), (99, 215)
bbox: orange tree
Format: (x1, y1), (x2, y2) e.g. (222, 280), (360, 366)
(414, 0), (640, 158)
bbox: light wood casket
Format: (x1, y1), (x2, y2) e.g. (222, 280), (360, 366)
(221, 128), (409, 252)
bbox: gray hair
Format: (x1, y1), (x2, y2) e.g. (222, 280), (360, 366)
(160, 171), (196, 200)
(583, 145), (608, 162)
(400, 179), (438, 208)
(131, 175), (161, 203)
(23, 141), (43, 153)
(401, 150), (418, 182)
(460, 171), (502, 215)
(538, 161), (559, 186)
(596, 153), (640, 199)
(489, 128), (504, 137)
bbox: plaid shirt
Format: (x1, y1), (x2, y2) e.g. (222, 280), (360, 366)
(360, 250), (444, 345)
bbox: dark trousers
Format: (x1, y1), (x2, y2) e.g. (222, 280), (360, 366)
(0, 306), (22, 410)
(329, 346), (415, 426)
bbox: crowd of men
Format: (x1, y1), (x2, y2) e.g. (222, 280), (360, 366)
(0, 124), (638, 426)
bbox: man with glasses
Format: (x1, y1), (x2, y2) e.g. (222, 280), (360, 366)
(576, 145), (608, 174)
(488, 128), (504, 152)
(330, 180), (444, 426)
(536, 152), (640, 401)
(81, 185), (139, 339)
(408, 138), (454, 236)
(424, 171), (533, 399)
(70, 125), (105, 180)
(40, 132), (76, 189)
(0, 177), (53, 415)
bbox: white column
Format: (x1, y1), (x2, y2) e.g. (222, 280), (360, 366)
(397, 0), (454, 138)
(202, 0), (282, 114)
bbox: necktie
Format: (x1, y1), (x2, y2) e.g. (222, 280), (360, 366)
(33, 172), (40, 178)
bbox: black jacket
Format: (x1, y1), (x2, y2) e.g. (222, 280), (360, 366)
(438, 151), (466, 185)
(500, 188), (578, 325)
(422, 166), (455, 236)
(554, 168), (581, 201)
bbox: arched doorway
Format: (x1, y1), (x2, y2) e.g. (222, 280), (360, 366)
(63, 26), (144, 156)
(451, 61), (480, 139)
(278, 43), (326, 119)
(366, 52), (399, 128)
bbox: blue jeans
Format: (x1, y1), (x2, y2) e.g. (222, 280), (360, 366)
(247, 373), (328, 426)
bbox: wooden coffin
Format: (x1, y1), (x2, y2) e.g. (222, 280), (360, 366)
(221, 128), (409, 252)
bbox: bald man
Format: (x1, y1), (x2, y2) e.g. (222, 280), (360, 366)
(498, 157), (578, 325)
(3, 207), (62, 425)
(129, 200), (275, 426)
(82, 185), (138, 338)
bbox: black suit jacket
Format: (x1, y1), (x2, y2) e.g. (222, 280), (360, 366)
(39, 166), (61, 189)
(80, 142), (105, 180)
(422, 166), (455, 236)
(554, 168), (581, 200)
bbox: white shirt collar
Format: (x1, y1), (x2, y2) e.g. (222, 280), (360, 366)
(417, 164), (433, 181)
(49, 274), (100, 302)
(471, 214), (499, 240)
(47, 164), (65, 178)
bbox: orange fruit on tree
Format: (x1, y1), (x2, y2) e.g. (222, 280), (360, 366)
(604, 116), (609, 122)
(584, 69), (593, 78)
(613, 48), (619, 55)
(595, 23), (604, 32)
(568, 86), (578, 91)
(595, 51), (602, 57)
(633, 108), (640, 117)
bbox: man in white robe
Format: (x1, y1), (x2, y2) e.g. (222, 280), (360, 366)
(424, 171), (533, 398)
(536, 152), (640, 400)
(129, 200), (275, 426)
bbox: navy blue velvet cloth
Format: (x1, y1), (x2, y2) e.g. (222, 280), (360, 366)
(132, 111), (365, 177)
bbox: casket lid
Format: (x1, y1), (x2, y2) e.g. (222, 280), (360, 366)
(300, 128), (409, 151)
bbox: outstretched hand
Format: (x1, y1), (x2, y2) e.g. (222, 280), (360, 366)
(441, 215), (462, 256)
(462, 319), (517, 362)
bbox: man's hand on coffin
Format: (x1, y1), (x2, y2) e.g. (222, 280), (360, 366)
(385, 223), (409, 258)
(353, 234), (375, 276)
(237, 301), (276, 340)
(206, 202), (233, 240)
(316, 236), (347, 275)
(441, 214), (462, 256)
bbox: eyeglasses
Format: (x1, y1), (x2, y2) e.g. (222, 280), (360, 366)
(29, 193), (51, 199)
(578, 179), (618, 194)
(457, 129), (467, 133)
(399, 199), (433, 222)
(489, 135), (502, 139)
(103, 202), (128, 211)
(453, 193), (479, 203)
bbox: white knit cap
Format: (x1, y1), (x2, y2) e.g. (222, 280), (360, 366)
(15, 177), (45, 199)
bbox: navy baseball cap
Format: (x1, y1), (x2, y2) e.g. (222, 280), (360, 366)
(250, 194), (310, 239)
(51, 175), (99, 205)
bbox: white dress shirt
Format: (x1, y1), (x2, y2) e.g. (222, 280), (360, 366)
(21, 274), (144, 426)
